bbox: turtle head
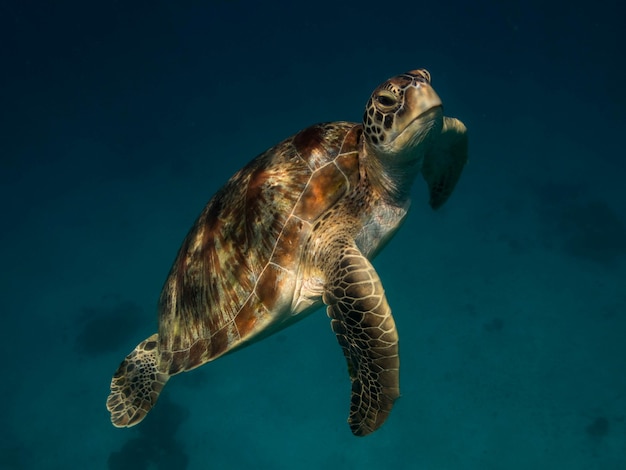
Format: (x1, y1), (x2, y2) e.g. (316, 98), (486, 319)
(362, 69), (444, 200)
(364, 69), (443, 158)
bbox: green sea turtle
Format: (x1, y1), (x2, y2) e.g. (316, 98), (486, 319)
(107, 69), (468, 436)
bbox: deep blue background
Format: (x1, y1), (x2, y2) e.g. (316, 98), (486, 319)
(2, 1), (625, 468)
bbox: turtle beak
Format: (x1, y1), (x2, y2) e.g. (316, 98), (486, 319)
(405, 82), (442, 118)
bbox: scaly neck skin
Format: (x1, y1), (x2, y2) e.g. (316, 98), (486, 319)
(361, 140), (424, 206)
(361, 108), (443, 206)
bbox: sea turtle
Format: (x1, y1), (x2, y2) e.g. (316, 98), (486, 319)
(107, 69), (468, 436)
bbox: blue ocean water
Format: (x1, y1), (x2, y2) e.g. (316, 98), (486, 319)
(1, 0), (625, 468)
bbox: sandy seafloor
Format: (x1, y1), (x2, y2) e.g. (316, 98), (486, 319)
(1, 1), (625, 469)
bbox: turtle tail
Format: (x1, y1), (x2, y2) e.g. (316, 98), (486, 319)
(106, 334), (170, 427)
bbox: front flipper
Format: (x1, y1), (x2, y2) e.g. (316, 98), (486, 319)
(421, 116), (468, 209)
(322, 243), (400, 436)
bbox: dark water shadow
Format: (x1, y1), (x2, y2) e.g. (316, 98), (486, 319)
(108, 396), (190, 470)
(75, 301), (146, 356)
(556, 200), (626, 267)
(533, 182), (626, 268)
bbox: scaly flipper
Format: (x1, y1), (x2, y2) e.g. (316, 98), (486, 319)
(421, 116), (468, 209)
(106, 334), (170, 427)
(322, 242), (400, 436)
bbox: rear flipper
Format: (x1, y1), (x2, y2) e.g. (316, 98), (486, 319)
(106, 333), (170, 427)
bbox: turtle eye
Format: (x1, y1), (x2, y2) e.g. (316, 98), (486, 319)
(376, 92), (396, 108)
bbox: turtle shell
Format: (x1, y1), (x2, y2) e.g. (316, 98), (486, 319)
(157, 122), (363, 374)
